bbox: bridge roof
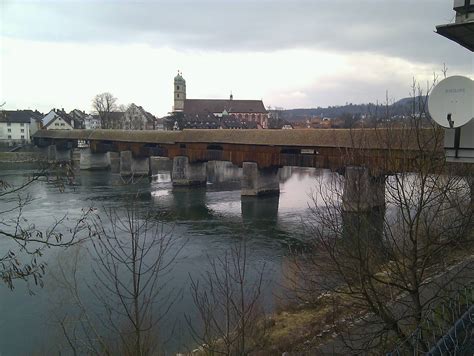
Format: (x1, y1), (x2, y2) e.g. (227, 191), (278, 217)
(33, 128), (442, 150)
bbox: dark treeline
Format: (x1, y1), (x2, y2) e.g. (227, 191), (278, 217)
(278, 96), (425, 122)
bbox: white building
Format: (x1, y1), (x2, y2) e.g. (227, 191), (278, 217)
(122, 103), (156, 130)
(42, 109), (74, 130)
(0, 110), (43, 145)
(84, 115), (101, 130)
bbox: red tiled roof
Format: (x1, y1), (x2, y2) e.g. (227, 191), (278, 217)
(183, 99), (267, 115)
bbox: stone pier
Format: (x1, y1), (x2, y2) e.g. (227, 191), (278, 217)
(44, 145), (72, 162)
(79, 148), (111, 170)
(108, 152), (120, 173)
(342, 166), (385, 212)
(171, 156), (207, 186)
(341, 166), (386, 257)
(150, 156), (172, 175)
(241, 162), (280, 196)
(120, 151), (150, 177)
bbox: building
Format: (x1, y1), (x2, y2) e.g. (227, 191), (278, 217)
(173, 71), (186, 112)
(41, 109), (74, 130)
(122, 103), (156, 130)
(172, 72), (269, 128)
(69, 109), (104, 129)
(84, 115), (102, 130)
(0, 110), (42, 145)
(436, 0), (474, 51)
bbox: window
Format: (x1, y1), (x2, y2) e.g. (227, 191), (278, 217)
(55, 122), (59, 126)
(21, 135), (24, 139)
(20, 123), (24, 127)
(7, 128), (11, 132)
(20, 129), (24, 132)
(7, 135), (11, 139)
(61, 123), (65, 126)
(177, 94), (180, 98)
(177, 85), (180, 90)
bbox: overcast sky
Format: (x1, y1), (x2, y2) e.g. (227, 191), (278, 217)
(1, 0), (472, 116)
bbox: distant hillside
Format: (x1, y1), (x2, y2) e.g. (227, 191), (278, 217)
(277, 96), (427, 122)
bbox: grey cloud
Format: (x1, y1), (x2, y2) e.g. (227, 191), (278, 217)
(3, 0), (472, 70)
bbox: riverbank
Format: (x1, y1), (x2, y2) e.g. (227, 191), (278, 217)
(0, 151), (46, 163)
(182, 243), (474, 355)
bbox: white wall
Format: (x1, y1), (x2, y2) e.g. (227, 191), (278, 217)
(45, 115), (73, 130)
(84, 116), (101, 129)
(0, 122), (30, 142)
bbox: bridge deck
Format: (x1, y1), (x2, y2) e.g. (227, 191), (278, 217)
(32, 128), (453, 173)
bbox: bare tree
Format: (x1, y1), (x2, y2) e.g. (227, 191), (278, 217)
(186, 241), (268, 355)
(54, 201), (182, 355)
(288, 80), (473, 353)
(92, 92), (118, 129)
(0, 165), (90, 291)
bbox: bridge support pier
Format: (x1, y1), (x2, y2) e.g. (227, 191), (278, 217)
(80, 148), (111, 170)
(241, 162), (280, 197)
(44, 145), (72, 163)
(341, 166), (386, 259)
(120, 151), (150, 177)
(342, 166), (385, 212)
(171, 156), (207, 186)
(150, 157), (172, 175)
(108, 152), (120, 173)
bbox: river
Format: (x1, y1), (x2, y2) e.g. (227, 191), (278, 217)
(0, 164), (330, 354)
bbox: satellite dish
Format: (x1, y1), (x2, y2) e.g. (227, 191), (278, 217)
(428, 75), (473, 128)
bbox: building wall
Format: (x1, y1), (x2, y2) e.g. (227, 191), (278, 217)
(84, 116), (101, 130)
(46, 116), (73, 130)
(229, 112), (269, 128)
(173, 78), (186, 112)
(30, 118), (40, 137)
(0, 122), (30, 143)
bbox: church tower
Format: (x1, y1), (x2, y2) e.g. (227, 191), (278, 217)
(173, 71), (186, 112)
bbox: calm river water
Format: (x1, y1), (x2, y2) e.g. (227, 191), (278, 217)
(0, 164), (329, 355)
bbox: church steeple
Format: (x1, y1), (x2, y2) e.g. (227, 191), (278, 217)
(173, 70), (186, 112)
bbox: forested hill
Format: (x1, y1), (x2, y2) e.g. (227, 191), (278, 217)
(278, 96), (426, 122)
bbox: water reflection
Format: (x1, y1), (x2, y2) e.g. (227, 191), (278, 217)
(342, 207), (386, 255)
(241, 195), (279, 224)
(0, 164), (327, 355)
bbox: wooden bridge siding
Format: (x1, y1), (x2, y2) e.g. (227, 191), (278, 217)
(88, 139), (434, 173)
(36, 131), (446, 174)
(164, 143), (423, 173)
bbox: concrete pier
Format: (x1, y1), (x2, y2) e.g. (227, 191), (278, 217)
(120, 151), (150, 177)
(241, 162), (280, 196)
(150, 156), (172, 175)
(79, 148), (111, 170)
(55, 148), (72, 162)
(108, 152), (120, 173)
(171, 156), (207, 186)
(342, 166), (385, 212)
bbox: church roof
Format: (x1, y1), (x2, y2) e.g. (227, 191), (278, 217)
(183, 99), (267, 115)
(174, 72), (185, 83)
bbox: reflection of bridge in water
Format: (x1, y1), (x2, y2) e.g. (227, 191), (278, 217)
(74, 167), (304, 245)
